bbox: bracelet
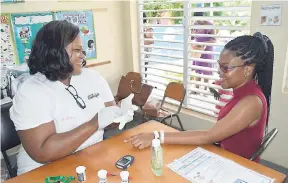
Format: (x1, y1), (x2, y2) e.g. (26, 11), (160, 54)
(160, 130), (164, 144)
(153, 131), (159, 139)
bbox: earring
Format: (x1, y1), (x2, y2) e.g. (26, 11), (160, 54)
(244, 72), (250, 77)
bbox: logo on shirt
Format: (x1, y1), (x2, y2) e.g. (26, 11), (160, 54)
(88, 93), (99, 100)
(234, 179), (248, 183)
(61, 116), (75, 121)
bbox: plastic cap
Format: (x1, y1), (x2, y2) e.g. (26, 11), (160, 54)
(152, 138), (161, 148)
(120, 171), (129, 180)
(76, 166), (86, 173)
(97, 169), (107, 179)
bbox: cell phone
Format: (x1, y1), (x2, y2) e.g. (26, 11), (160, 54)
(115, 155), (134, 170)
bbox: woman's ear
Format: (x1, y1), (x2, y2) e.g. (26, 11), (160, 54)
(244, 65), (253, 77)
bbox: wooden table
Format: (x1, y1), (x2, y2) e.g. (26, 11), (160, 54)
(6, 121), (286, 183)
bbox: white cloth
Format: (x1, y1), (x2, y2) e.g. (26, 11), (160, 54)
(114, 93), (138, 130)
(9, 68), (114, 175)
(98, 94), (138, 130)
(97, 106), (123, 129)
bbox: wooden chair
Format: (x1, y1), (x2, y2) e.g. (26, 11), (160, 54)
(156, 82), (186, 131)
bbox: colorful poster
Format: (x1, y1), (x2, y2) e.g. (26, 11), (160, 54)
(11, 12), (54, 64)
(1, 0), (24, 3)
(1, 14), (16, 66)
(56, 11), (97, 60)
(260, 4), (282, 26)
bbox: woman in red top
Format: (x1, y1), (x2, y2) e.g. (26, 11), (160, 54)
(125, 32), (274, 162)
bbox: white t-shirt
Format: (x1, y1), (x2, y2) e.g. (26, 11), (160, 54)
(9, 68), (114, 175)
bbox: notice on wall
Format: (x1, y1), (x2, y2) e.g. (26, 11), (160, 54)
(1, 0), (24, 3)
(1, 14), (16, 67)
(260, 4), (282, 26)
(55, 10), (97, 60)
(11, 12), (54, 64)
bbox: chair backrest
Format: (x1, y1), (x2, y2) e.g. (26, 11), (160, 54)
(161, 82), (186, 113)
(126, 72), (142, 83)
(1, 102), (21, 152)
(250, 128), (278, 161)
(126, 72), (142, 93)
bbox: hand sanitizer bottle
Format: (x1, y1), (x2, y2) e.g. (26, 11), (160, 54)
(151, 136), (163, 176)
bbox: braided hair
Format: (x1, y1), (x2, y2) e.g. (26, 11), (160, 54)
(224, 32), (274, 123)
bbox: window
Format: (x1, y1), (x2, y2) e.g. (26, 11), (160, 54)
(138, 0), (251, 117)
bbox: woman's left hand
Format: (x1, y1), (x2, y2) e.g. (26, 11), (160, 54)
(124, 133), (154, 149)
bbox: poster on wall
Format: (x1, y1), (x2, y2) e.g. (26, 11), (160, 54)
(1, 0), (24, 3)
(11, 12), (54, 64)
(55, 10), (97, 60)
(1, 14), (16, 67)
(260, 4), (282, 26)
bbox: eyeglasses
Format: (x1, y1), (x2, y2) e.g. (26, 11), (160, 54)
(65, 85), (86, 109)
(217, 60), (246, 73)
(72, 48), (86, 58)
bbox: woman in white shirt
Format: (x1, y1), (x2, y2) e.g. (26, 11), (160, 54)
(10, 20), (134, 175)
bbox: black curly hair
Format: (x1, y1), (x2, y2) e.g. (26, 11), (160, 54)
(28, 20), (80, 81)
(224, 32), (274, 124)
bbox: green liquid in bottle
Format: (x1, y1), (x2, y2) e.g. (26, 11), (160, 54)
(151, 144), (163, 176)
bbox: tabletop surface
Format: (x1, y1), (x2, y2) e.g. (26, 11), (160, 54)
(6, 121), (286, 183)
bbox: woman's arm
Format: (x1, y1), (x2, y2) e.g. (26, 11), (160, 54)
(18, 115), (99, 164)
(144, 28), (154, 45)
(126, 95), (263, 149)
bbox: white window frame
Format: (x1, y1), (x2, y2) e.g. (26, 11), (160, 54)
(137, 0), (251, 117)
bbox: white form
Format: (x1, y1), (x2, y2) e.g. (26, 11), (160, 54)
(167, 147), (274, 183)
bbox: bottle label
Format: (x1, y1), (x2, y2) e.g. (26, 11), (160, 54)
(77, 173), (86, 182)
(99, 178), (107, 183)
(152, 148), (163, 169)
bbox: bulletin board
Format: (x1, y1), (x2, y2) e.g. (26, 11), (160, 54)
(11, 12), (54, 64)
(55, 10), (97, 60)
(1, 13), (16, 66)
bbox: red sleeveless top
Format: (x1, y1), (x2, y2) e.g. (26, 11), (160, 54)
(218, 80), (267, 162)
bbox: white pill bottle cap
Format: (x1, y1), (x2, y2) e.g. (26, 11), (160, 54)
(120, 171), (129, 180)
(97, 169), (108, 179)
(76, 166), (86, 174)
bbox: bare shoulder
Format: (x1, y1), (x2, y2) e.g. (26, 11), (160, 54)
(239, 95), (263, 108)
(233, 95), (263, 118)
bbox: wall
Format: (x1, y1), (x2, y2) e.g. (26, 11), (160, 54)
(1, 0), (133, 93)
(250, 1), (288, 168)
(122, 1), (141, 73)
(283, 45), (288, 93)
